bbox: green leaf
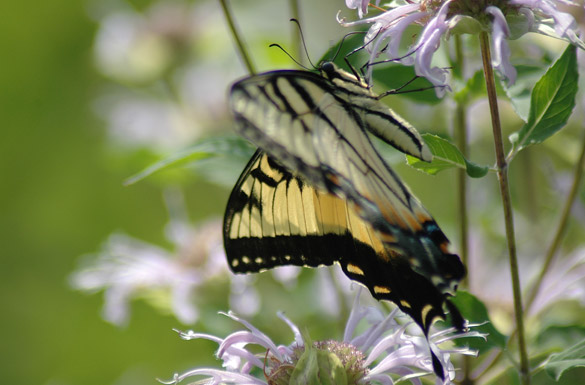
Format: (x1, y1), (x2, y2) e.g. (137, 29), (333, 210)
(406, 134), (465, 174)
(464, 158), (489, 178)
(545, 338), (585, 381)
(510, 45), (578, 155)
(450, 291), (508, 353)
(406, 134), (489, 177)
(504, 64), (548, 122)
(537, 325), (585, 348)
(124, 136), (254, 185)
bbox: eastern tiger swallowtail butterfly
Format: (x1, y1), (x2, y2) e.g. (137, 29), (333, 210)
(224, 61), (466, 379)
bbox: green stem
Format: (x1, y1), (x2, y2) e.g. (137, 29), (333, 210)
(219, 0), (256, 75)
(288, 0), (301, 64)
(453, 34), (473, 385)
(479, 31), (530, 385)
(525, 130), (585, 310)
(472, 71), (585, 385)
(453, 35), (469, 286)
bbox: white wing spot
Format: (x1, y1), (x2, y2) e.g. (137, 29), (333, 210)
(242, 256), (251, 264)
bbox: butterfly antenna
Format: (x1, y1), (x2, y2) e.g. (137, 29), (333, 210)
(362, 42), (420, 73)
(340, 27), (386, 83)
(332, 31), (367, 61)
(377, 78), (447, 99)
(268, 43), (311, 70)
(377, 75), (422, 98)
(357, 33), (420, 82)
(330, 31), (367, 79)
(289, 18), (316, 69)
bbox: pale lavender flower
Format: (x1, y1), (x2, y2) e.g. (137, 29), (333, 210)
(467, 234), (585, 318)
(93, 93), (200, 151)
(93, 1), (197, 83)
(70, 218), (227, 326)
(529, 247), (585, 315)
(162, 290), (483, 385)
(339, 0), (585, 94)
(69, 190), (312, 325)
(346, 0), (381, 18)
(69, 214), (308, 324)
(92, 0), (241, 151)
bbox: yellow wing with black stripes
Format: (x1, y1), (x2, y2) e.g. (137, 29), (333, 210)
(224, 62), (466, 379)
(229, 62), (464, 294)
(224, 150), (451, 335)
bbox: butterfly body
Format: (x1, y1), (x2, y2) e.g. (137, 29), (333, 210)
(224, 62), (466, 378)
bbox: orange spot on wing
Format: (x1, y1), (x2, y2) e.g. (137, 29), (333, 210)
(378, 232), (397, 244)
(415, 210), (432, 224)
(404, 213), (423, 232)
(439, 241), (450, 254)
(376, 200), (408, 229)
(326, 173), (340, 186)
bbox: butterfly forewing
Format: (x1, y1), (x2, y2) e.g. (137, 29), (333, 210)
(230, 65), (464, 294)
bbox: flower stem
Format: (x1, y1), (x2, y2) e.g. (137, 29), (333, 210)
(453, 34), (473, 385)
(288, 0), (302, 64)
(479, 31), (530, 385)
(453, 35), (469, 286)
(219, 0), (256, 75)
(525, 129), (585, 310)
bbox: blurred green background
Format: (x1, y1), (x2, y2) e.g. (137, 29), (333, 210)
(1, 1), (205, 384)
(0, 1), (346, 384)
(2, 0), (585, 384)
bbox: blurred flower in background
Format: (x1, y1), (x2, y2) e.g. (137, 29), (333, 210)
(163, 290), (483, 385)
(467, 233), (585, 326)
(69, 223), (359, 326)
(69, 217), (227, 326)
(91, 0), (240, 151)
(70, 188), (354, 326)
(531, 247), (585, 316)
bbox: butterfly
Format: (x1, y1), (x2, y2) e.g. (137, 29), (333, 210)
(223, 61), (466, 378)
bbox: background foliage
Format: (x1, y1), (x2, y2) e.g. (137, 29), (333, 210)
(2, 0), (584, 384)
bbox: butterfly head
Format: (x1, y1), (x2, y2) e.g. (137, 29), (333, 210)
(319, 61), (368, 89)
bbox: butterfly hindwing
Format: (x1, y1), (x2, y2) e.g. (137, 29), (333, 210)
(225, 149), (363, 271)
(224, 150), (448, 334)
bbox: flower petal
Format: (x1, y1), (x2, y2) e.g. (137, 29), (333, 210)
(486, 6), (517, 84)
